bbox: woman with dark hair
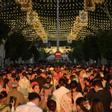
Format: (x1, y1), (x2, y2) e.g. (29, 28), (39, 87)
(47, 99), (56, 112)
(0, 91), (11, 112)
(76, 97), (90, 112)
(91, 98), (104, 112)
(16, 92), (42, 112)
(70, 81), (83, 111)
(109, 80), (112, 111)
(60, 81), (83, 112)
(31, 82), (40, 94)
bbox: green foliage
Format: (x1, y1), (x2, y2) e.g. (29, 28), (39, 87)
(69, 40), (84, 61)
(0, 21), (10, 40)
(69, 30), (112, 61)
(0, 22), (48, 62)
(96, 30), (112, 59)
(5, 32), (32, 61)
(83, 35), (100, 60)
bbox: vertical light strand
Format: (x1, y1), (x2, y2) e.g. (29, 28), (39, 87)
(56, 0), (60, 51)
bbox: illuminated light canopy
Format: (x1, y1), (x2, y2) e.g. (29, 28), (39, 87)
(16, 0), (48, 42)
(67, 10), (88, 41)
(79, 10), (88, 26)
(1, 0), (112, 43)
(27, 11), (48, 42)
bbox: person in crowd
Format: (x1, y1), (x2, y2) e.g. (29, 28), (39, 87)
(0, 91), (10, 112)
(76, 97), (90, 112)
(40, 76), (53, 110)
(18, 72), (31, 98)
(92, 79), (111, 112)
(7, 82), (26, 108)
(35, 71), (46, 89)
(53, 78), (69, 112)
(78, 70), (87, 93)
(60, 80), (83, 112)
(47, 99), (56, 112)
(109, 78), (112, 96)
(109, 78), (112, 111)
(15, 92), (43, 112)
(91, 98), (104, 112)
(70, 80), (83, 111)
(31, 82), (40, 94)
(0, 64), (111, 112)
(0, 76), (4, 92)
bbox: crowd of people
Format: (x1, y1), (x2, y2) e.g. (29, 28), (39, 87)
(0, 64), (112, 112)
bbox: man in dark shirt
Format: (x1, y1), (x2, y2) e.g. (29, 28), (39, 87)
(92, 79), (111, 112)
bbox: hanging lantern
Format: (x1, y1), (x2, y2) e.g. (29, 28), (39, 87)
(84, 0), (105, 11)
(94, 0), (105, 4)
(16, 0), (28, 5)
(79, 10), (88, 26)
(84, 0), (95, 11)
(16, 0), (32, 11)
(42, 36), (48, 43)
(67, 36), (72, 43)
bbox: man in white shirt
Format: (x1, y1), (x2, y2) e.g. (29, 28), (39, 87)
(15, 92), (43, 112)
(18, 72), (31, 98)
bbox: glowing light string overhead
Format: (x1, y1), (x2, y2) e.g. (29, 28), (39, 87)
(67, 10), (88, 42)
(16, 0), (48, 43)
(67, 0), (105, 42)
(1, 0), (111, 42)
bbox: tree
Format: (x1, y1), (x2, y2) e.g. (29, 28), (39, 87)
(96, 30), (112, 60)
(5, 32), (32, 61)
(83, 35), (100, 61)
(0, 21), (10, 40)
(68, 40), (84, 62)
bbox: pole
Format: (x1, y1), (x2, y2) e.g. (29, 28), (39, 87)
(56, 0), (60, 51)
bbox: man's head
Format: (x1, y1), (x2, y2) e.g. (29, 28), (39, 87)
(28, 92), (41, 106)
(0, 91), (7, 105)
(76, 97), (89, 112)
(58, 78), (67, 87)
(109, 78), (112, 90)
(92, 79), (103, 92)
(70, 80), (78, 91)
(11, 82), (18, 89)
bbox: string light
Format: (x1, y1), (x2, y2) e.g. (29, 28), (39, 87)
(0, 0), (111, 42)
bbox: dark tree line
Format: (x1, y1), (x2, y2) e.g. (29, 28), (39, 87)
(69, 30), (112, 63)
(0, 22), (44, 62)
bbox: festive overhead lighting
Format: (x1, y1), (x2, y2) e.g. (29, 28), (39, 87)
(27, 10), (48, 42)
(67, 10), (88, 41)
(1, 0), (111, 42)
(15, 0), (48, 42)
(79, 10), (88, 26)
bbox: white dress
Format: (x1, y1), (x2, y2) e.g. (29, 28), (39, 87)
(60, 91), (83, 112)
(53, 86), (70, 112)
(73, 92), (83, 111)
(15, 102), (43, 112)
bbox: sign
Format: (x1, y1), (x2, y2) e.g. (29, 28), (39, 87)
(79, 10), (88, 24)
(55, 51), (62, 60)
